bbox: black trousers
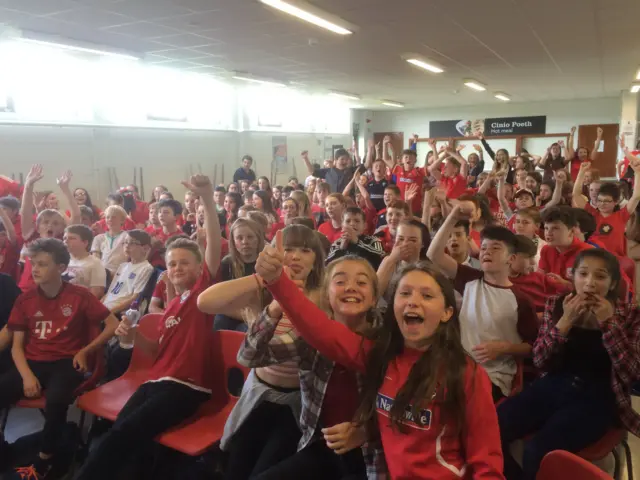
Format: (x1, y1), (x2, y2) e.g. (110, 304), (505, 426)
(0, 359), (84, 455)
(73, 380), (208, 480)
(224, 401), (301, 480)
(251, 433), (367, 480)
(498, 373), (616, 480)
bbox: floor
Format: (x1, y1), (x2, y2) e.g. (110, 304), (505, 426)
(2, 400), (640, 478)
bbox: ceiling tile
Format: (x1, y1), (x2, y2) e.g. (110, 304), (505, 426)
(103, 0), (193, 19)
(44, 7), (134, 29)
(102, 21), (180, 38)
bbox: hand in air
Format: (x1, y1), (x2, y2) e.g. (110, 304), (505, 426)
(56, 170), (73, 190)
(472, 144), (482, 152)
(25, 164), (44, 187)
(181, 174), (213, 199)
(256, 230), (285, 284)
(597, 127), (603, 137)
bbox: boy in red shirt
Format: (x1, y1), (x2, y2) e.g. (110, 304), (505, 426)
(318, 193), (346, 244)
(375, 200), (411, 253)
(428, 144), (469, 200)
(148, 199), (183, 268)
(375, 184), (400, 229)
(572, 159), (640, 257)
(509, 235), (570, 312)
(74, 174), (222, 480)
(391, 149), (424, 214)
(538, 207), (593, 281)
(3, 238), (118, 477)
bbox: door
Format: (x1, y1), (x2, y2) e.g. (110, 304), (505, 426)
(373, 132), (404, 162)
(578, 124), (619, 178)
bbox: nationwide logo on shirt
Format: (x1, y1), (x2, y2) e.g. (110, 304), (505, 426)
(376, 392), (432, 430)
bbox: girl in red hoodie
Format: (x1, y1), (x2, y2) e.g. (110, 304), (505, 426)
(257, 232), (504, 480)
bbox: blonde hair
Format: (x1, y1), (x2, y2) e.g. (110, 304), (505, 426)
(35, 209), (65, 227)
(290, 190), (311, 217)
(104, 205), (128, 221)
(229, 218), (265, 279)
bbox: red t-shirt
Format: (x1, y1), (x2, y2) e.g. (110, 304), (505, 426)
(7, 283), (110, 361)
(375, 226), (394, 253)
(144, 224), (159, 234)
(509, 271), (570, 312)
(152, 278), (167, 307)
(321, 364), (360, 428)
(469, 229), (481, 249)
(318, 221), (342, 244)
(570, 155), (583, 182)
(441, 174), (467, 200)
(147, 264), (216, 391)
(392, 165), (425, 213)
(0, 240), (22, 282)
(268, 221), (285, 242)
(585, 204), (630, 257)
(363, 206), (377, 235)
(149, 228), (183, 268)
(131, 200), (149, 226)
(538, 237), (594, 280)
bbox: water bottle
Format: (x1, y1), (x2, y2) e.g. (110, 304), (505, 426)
(119, 301), (141, 349)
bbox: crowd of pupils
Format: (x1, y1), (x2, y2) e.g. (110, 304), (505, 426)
(0, 128), (637, 479)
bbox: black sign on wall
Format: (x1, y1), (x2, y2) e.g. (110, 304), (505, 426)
(429, 115), (547, 137)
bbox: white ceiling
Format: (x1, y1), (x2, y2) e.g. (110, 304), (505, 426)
(0, 0), (638, 110)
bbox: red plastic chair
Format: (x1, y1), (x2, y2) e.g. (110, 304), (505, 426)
(537, 450), (613, 480)
(76, 313), (163, 422)
(619, 256), (636, 291)
(155, 330), (250, 456)
(0, 322), (107, 434)
(578, 428), (633, 480)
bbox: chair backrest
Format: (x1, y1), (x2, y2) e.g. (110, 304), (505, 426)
(209, 330), (251, 403)
(135, 267), (163, 315)
(537, 450), (613, 480)
(127, 313), (163, 374)
(619, 256), (635, 288)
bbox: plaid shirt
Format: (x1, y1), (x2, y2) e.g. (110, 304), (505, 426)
(534, 295), (640, 436)
(238, 308), (388, 479)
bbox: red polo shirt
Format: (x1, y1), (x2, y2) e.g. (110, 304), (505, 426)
(509, 271), (570, 312)
(392, 165), (425, 213)
(538, 237), (593, 280)
(585, 204), (630, 258)
(318, 221), (342, 244)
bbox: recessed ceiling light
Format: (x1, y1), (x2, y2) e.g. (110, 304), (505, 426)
(463, 79), (487, 92)
(494, 92), (511, 101)
(382, 100), (404, 108)
(631, 82), (640, 93)
(329, 91), (360, 100)
(258, 0), (353, 35)
(232, 73), (287, 87)
(405, 57), (444, 74)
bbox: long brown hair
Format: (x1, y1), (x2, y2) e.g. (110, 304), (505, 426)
(228, 218), (265, 279)
(356, 261), (469, 434)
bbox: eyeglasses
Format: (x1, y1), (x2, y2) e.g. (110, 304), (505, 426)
(596, 199), (614, 205)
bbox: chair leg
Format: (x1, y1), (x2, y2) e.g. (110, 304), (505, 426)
(621, 439), (634, 480)
(613, 447), (621, 480)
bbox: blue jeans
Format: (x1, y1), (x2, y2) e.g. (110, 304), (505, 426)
(498, 372), (616, 480)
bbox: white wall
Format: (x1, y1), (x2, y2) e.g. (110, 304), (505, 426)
(0, 124), (350, 210)
(371, 97), (621, 140)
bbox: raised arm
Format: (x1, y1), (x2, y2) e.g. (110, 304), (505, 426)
(20, 164), (44, 240)
(427, 142), (446, 180)
(566, 126), (576, 160)
(353, 172), (376, 211)
(257, 231), (368, 373)
(421, 188), (437, 231)
(558, 140), (570, 166)
(571, 162), (589, 209)
(381, 136), (395, 170)
(541, 178), (564, 212)
(182, 175), (221, 277)
(363, 138), (375, 170)
(477, 172), (494, 195)
(377, 246), (404, 295)
(301, 150), (314, 175)
(478, 132), (496, 160)
(57, 170), (81, 224)
(496, 174), (513, 219)
(197, 274), (262, 321)
(624, 150), (640, 213)
(449, 145), (469, 177)
(426, 205), (468, 279)
(591, 127), (603, 161)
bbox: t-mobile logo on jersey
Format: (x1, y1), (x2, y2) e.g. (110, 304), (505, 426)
(34, 321), (53, 339)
